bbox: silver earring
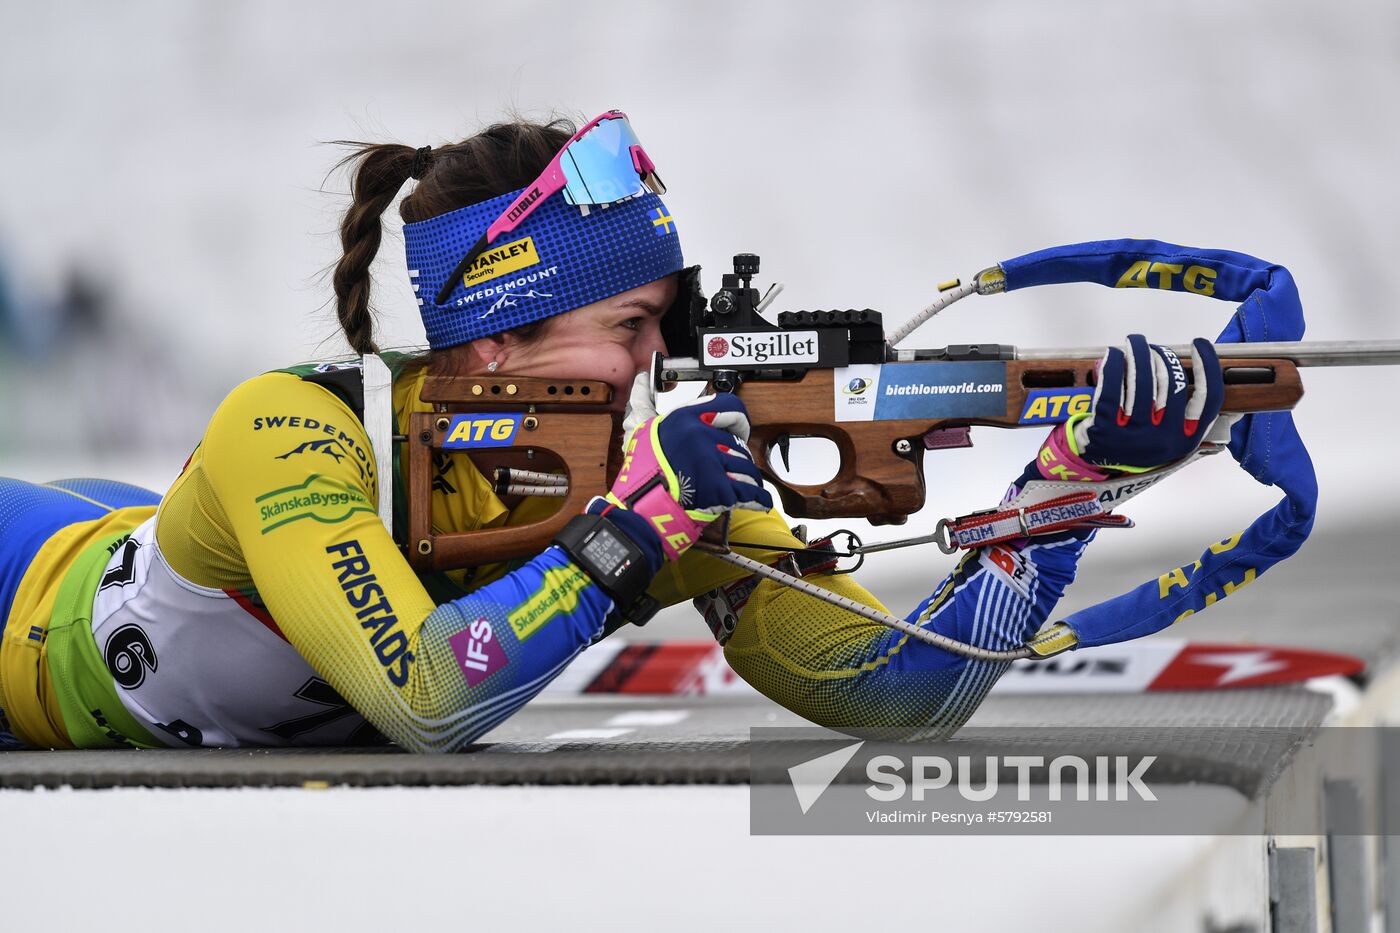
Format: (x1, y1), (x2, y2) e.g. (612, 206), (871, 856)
(486, 361), (500, 373)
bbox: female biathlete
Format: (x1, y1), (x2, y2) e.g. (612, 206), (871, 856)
(0, 111), (1225, 751)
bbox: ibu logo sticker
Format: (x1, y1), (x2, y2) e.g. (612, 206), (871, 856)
(442, 414), (523, 448)
(449, 619), (508, 687)
(834, 364), (882, 421)
(1019, 387), (1095, 425)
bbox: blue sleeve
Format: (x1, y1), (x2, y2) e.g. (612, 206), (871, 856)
(403, 545), (616, 752)
(783, 530), (1094, 739)
(893, 531), (1094, 735)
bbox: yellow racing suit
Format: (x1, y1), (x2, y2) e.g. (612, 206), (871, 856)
(0, 358), (1090, 751)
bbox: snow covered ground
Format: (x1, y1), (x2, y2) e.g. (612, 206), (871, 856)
(0, 785), (1245, 933)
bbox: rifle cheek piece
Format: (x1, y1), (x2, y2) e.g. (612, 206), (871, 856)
(404, 374), (619, 572)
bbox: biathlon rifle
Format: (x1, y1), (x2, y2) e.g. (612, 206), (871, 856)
(400, 251), (1399, 578)
(654, 252), (1400, 525)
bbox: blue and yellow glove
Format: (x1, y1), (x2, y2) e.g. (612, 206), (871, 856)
(598, 373), (773, 565)
(1019, 334), (1224, 487)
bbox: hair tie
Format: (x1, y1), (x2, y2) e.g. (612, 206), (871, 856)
(410, 145), (434, 180)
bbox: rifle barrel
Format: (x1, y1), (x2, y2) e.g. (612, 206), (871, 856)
(658, 341), (1400, 385)
(1014, 340), (1400, 367)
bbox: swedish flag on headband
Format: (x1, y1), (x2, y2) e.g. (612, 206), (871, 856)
(651, 206), (676, 236)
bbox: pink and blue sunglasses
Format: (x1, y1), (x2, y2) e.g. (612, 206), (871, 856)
(434, 110), (666, 304)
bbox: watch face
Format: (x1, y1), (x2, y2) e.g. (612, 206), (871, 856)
(581, 529), (632, 577)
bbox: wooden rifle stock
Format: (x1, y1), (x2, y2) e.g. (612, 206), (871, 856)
(741, 357), (1303, 525)
(405, 374), (617, 572)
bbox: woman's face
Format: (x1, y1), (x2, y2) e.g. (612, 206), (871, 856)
(487, 274), (679, 413)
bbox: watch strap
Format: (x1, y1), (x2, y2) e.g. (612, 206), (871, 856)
(553, 512), (655, 611)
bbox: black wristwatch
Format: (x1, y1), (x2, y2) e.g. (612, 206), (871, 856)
(553, 513), (655, 615)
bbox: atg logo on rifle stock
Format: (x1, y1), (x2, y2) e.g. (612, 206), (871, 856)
(1018, 387), (1095, 425)
(441, 414), (523, 449)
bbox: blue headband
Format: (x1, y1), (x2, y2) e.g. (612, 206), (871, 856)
(404, 188), (683, 350)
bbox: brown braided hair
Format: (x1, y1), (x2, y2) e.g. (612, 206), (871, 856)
(330, 118), (576, 355)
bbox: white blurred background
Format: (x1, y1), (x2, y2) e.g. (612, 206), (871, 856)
(1, 6), (1397, 930)
(2, 0), (1395, 625)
